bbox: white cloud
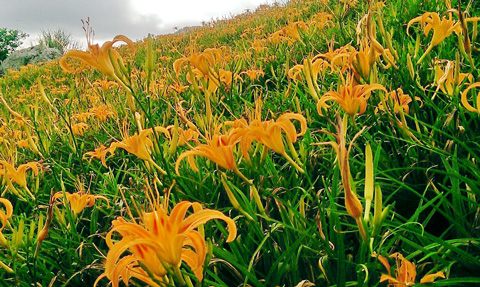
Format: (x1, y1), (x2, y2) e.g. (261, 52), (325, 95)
(0, 0), (277, 49)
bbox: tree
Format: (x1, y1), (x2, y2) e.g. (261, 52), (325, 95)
(0, 28), (28, 61)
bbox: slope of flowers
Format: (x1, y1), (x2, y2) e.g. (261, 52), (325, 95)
(0, 0), (479, 286)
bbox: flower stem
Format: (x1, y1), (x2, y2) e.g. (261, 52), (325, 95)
(282, 152), (305, 174)
(148, 159), (167, 175)
(234, 168), (253, 185)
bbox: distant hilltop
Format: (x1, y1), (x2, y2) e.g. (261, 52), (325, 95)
(173, 26), (201, 34)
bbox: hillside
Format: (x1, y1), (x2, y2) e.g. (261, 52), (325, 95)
(0, 0), (480, 286)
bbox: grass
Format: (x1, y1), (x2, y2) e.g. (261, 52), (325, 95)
(0, 0), (479, 286)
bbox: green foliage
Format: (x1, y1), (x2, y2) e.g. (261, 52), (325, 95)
(37, 29), (80, 55)
(0, 28), (27, 61)
(0, 0), (480, 286)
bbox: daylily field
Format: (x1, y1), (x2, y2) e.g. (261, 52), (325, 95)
(1, 0), (480, 286)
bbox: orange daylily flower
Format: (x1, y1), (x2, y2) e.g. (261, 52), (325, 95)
(434, 60), (473, 96)
(0, 161), (41, 200)
(377, 252), (445, 286)
(96, 200), (236, 285)
(84, 144), (116, 168)
(110, 129), (154, 162)
(317, 73), (386, 117)
(93, 79), (119, 91)
(407, 12), (462, 63)
(316, 43), (352, 73)
(71, 122), (89, 136)
(239, 113), (306, 158)
(350, 41), (382, 82)
(461, 82), (480, 114)
(0, 160), (40, 189)
(54, 191), (108, 215)
(288, 57), (330, 101)
(175, 132), (241, 174)
(169, 82), (189, 94)
(223, 111), (307, 174)
(173, 47), (227, 79)
(60, 34), (135, 88)
(282, 21), (308, 43)
(166, 125), (199, 147)
(16, 139), (31, 149)
(377, 88), (422, 115)
(239, 69), (265, 81)
(0, 198), (13, 232)
(72, 112), (94, 122)
(111, 128), (168, 174)
(88, 104), (115, 122)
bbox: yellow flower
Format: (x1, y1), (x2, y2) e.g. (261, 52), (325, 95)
(282, 21), (308, 43)
(317, 73), (386, 117)
(71, 123), (89, 136)
(434, 60), (473, 96)
(84, 144), (116, 168)
(110, 129), (154, 161)
(377, 88), (422, 115)
(239, 69), (265, 81)
(93, 79), (119, 91)
(288, 57), (329, 101)
(0, 198), (13, 232)
(0, 160), (40, 189)
(54, 191), (108, 215)
(59, 34), (135, 87)
(88, 104), (115, 122)
(377, 252), (445, 286)
(461, 82), (480, 114)
(240, 113), (306, 159)
(407, 12), (462, 63)
(96, 201), (236, 285)
(176, 132), (240, 174)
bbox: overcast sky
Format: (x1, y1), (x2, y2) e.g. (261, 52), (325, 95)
(0, 0), (278, 49)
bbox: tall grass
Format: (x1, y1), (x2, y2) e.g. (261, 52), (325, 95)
(0, 0), (479, 286)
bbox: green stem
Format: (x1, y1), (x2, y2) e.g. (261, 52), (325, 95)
(282, 152), (305, 174)
(234, 168), (253, 185)
(417, 44), (433, 64)
(173, 264), (186, 286)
